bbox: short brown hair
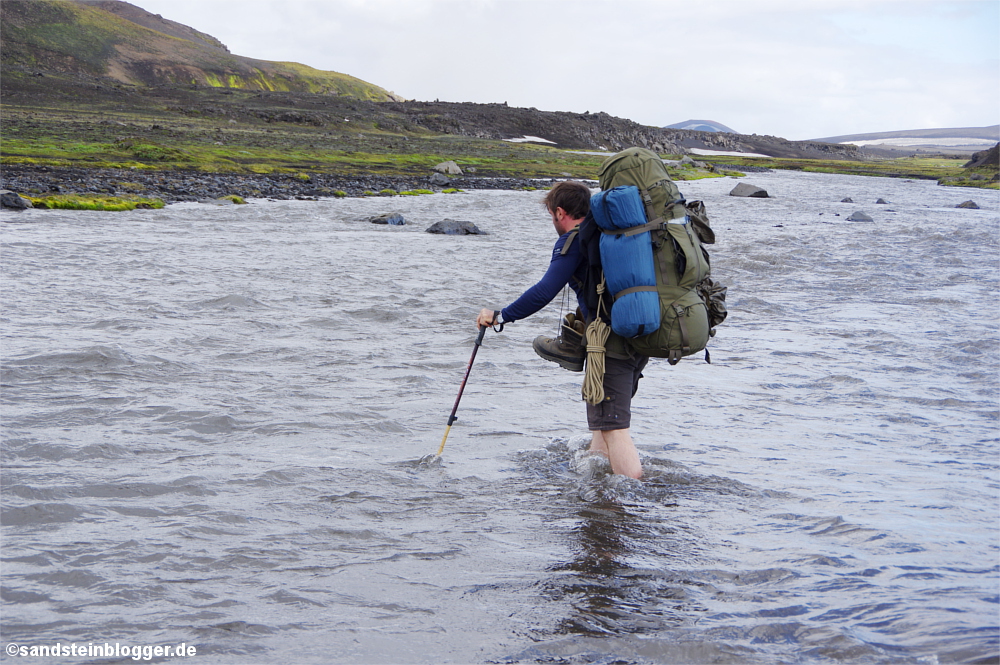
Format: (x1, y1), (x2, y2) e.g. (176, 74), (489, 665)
(544, 181), (591, 220)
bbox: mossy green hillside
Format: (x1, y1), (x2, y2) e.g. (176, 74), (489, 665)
(0, 0), (398, 99)
(1, 1), (145, 74)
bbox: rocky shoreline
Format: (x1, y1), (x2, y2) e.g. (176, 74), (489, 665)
(0, 165), (568, 205)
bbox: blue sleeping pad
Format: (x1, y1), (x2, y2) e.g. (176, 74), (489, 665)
(590, 186), (660, 338)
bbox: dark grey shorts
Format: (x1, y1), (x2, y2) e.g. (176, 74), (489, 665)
(586, 354), (649, 431)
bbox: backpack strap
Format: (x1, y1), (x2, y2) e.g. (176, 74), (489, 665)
(645, 185), (691, 289)
(612, 285), (656, 301)
(599, 217), (687, 237)
(639, 187), (664, 226)
(667, 303), (691, 366)
(559, 226), (580, 256)
(641, 183), (687, 220)
(560, 226), (584, 291)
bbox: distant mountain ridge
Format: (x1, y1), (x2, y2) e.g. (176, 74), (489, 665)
(813, 126), (999, 144)
(665, 119), (737, 133)
(0, 0), (400, 101)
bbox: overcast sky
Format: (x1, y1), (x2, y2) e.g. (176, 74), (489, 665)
(130, 0), (998, 141)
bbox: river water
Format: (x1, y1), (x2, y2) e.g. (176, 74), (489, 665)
(1, 170), (997, 664)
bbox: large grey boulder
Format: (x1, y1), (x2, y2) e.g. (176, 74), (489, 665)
(876, 198), (889, 204)
(429, 172), (451, 186)
(847, 211), (873, 222)
(426, 219), (486, 235)
(433, 161), (463, 176)
(729, 183), (769, 198)
(956, 200), (980, 209)
(370, 213), (405, 225)
(0, 190), (33, 209)
(678, 155), (707, 168)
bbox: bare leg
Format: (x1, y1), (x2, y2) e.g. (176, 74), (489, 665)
(589, 429), (642, 479)
(588, 431), (610, 457)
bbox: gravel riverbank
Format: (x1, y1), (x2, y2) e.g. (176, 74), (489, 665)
(0, 165), (565, 204)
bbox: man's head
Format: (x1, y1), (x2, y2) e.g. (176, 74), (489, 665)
(544, 180), (591, 234)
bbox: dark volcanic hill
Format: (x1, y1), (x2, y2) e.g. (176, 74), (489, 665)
(964, 143), (1000, 169)
(0, 0), (400, 101)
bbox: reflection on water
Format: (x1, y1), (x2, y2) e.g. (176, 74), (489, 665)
(551, 499), (692, 637)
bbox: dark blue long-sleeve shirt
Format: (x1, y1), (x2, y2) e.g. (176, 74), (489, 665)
(500, 230), (590, 323)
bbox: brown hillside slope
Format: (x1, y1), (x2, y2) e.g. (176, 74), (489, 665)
(0, 0), (400, 100)
(964, 143), (1000, 169)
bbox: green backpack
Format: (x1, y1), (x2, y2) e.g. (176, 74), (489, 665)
(596, 147), (727, 363)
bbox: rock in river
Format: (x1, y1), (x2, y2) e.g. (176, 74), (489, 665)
(370, 213), (405, 225)
(729, 183), (769, 198)
(847, 211), (874, 222)
(1, 190), (33, 210)
(956, 200), (980, 209)
(426, 219), (486, 235)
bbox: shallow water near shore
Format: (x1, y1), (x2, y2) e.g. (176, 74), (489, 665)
(2, 171), (998, 664)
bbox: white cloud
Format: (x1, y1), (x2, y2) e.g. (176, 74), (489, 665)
(128, 0), (1000, 140)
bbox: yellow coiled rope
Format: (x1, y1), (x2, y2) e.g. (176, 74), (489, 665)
(582, 278), (610, 405)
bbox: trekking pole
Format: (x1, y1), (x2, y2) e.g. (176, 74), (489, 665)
(437, 325), (488, 457)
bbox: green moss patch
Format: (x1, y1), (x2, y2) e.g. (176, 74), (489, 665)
(937, 174), (999, 189)
(114, 137), (191, 162)
(26, 194), (166, 211)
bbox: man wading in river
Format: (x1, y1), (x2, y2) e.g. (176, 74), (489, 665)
(476, 181), (645, 479)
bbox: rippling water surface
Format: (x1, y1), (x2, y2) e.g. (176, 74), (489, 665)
(2, 171), (998, 664)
